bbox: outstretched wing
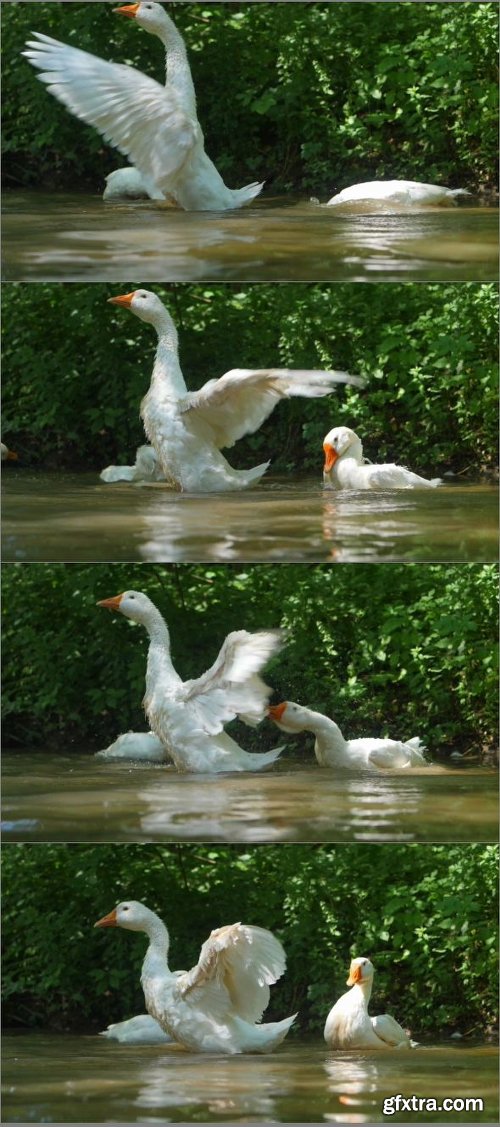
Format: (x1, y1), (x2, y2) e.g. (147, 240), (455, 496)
(23, 34), (198, 193)
(181, 630), (284, 732)
(182, 368), (364, 450)
(178, 923), (287, 1023)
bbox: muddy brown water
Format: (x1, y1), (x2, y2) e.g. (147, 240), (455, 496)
(1, 1034), (497, 1123)
(2, 192), (498, 282)
(1, 753), (497, 843)
(2, 472), (498, 563)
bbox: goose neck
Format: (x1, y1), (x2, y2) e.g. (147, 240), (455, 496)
(151, 326), (188, 398)
(159, 18), (197, 117)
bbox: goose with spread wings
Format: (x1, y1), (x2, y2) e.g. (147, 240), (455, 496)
(95, 900), (297, 1053)
(101, 289), (364, 490)
(24, 2), (263, 210)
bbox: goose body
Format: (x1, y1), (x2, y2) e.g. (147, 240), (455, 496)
(323, 426), (441, 490)
(268, 702), (428, 770)
(95, 900), (297, 1054)
(102, 290), (363, 490)
(100, 444), (164, 484)
(324, 957), (412, 1050)
(24, 3), (263, 211)
(97, 590), (284, 773)
(95, 730), (168, 762)
(100, 1013), (172, 1043)
(327, 181), (470, 208)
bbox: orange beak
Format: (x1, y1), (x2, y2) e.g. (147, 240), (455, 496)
(113, 4), (140, 19)
(94, 908), (118, 928)
(97, 594), (124, 611)
(347, 961), (363, 986)
(323, 443), (338, 473)
(268, 702), (287, 722)
(107, 292), (136, 308)
(6, 450), (18, 461)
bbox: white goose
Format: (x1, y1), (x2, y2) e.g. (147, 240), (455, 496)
(23, 3), (263, 211)
(100, 1013), (172, 1044)
(102, 289), (363, 491)
(327, 181), (470, 208)
(268, 702), (428, 770)
(324, 957), (413, 1050)
(96, 730), (168, 762)
(100, 444), (165, 484)
(323, 426), (441, 490)
(97, 590), (284, 773)
(95, 900), (297, 1054)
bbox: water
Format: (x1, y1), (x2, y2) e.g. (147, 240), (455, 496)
(2, 472), (497, 563)
(2, 1034), (497, 1123)
(2, 192), (498, 282)
(1, 752), (496, 843)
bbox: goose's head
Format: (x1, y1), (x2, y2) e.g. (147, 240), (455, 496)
(268, 701), (308, 733)
(108, 289), (169, 327)
(323, 426), (362, 476)
(97, 589), (156, 625)
(94, 900), (156, 933)
(347, 957), (375, 986)
(114, 3), (170, 36)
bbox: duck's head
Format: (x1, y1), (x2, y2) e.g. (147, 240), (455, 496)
(94, 900), (154, 933)
(107, 289), (170, 327)
(97, 589), (155, 625)
(347, 956), (375, 986)
(323, 426), (361, 476)
(113, 3), (170, 37)
(268, 701), (307, 733)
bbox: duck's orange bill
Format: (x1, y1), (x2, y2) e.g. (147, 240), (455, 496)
(6, 450), (18, 461)
(268, 702), (287, 722)
(94, 908), (118, 929)
(113, 4), (140, 19)
(97, 594), (124, 611)
(347, 961), (363, 986)
(107, 292), (136, 307)
(323, 443), (338, 472)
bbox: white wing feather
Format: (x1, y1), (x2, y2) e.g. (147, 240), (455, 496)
(183, 368), (364, 450)
(364, 463), (440, 489)
(180, 630), (284, 732)
(371, 1013), (410, 1046)
(23, 34), (197, 193)
(178, 923), (287, 1023)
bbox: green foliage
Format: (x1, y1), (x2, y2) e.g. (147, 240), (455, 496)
(2, 843), (498, 1037)
(2, 282), (498, 477)
(2, 2), (498, 193)
(2, 563), (497, 758)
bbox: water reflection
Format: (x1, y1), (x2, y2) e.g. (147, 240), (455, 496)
(2, 192), (498, 282)
(2, 1034), (497, 1123)
(1, 753), (497, 844)
(2, 472), (498, 563)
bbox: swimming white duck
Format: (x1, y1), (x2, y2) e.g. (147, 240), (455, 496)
(323, 426), (441, 490)
(327, 181), (470, 208)
(100, 1013), (172, 1043)
(324, 957), (413, 1050)
(24, 3), (263, 211)
(97, 590), (284, 772)
(95, 900), (297, 1053)
(268, 702), (428, 770)
(102, 289), (363, 491)
(95, 730), (168, 762)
